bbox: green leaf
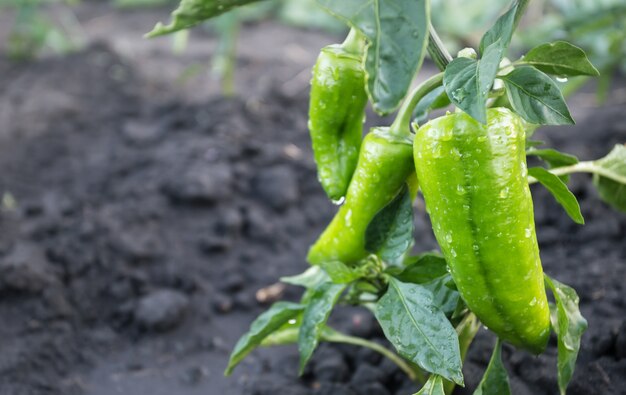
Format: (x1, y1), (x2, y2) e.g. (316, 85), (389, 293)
(421, 275), (460, 317)
(147, 0), (263, 37)
(593, 144), (626, 212)
(365, 184), (414, 265)
(444, 57), (486, 123)
(281, 266), (328, 288)
(502, 67), (574, 125)
(375, 278), (463, 385)
(317, 0), (430, 114)
(413, 86), (451, 124)
(545, 275), (588, 395)
(298, 282), (346, 373)
(476, 3), (518, 103)
(393, 252), (448, 284)
(478, 3), (517, 56)
(527, 148), (579, 168)
(225, 301), (304, 375)
(523, 41), (600, 77)
(319, 261), (364, 284)
(528, 167), (584, 224)
(414, 374), (445, 395)
(473, 339), (511, 395)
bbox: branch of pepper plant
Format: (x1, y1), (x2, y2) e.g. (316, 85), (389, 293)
(527, 162), (626, 185)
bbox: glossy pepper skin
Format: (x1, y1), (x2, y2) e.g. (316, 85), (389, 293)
(413, 108), (550, 354)
(308, 44), (368, 201)
(307, 127), (416, 266)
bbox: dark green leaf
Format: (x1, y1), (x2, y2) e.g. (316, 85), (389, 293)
(593, 144), (626, 212)
(502, 67), (574, 125)
(473, 339), (511, 395)
(545, 275), (588, 395)
(523, 41), (600, 77)
(365, 184), (414, 265)
(479, 3), (517, 56)
(528, 167), (584, 224)
(422, 275), (460, 317)
(319, 261), (364, 284)
(298, 282), (346, 373)
(375, 279), (463, 385)
(527, 148), (579, 168)
(414, 374), (445, 395)
(476, 2), (519, 102)
(147, 0), (264, 37)
(225, 301), (304, 375)
(444, 57), (486, 124)
(317, 0), (430, 114)
(394, 252), (448, 284)
(413, 86), (451, 124)
(477, 38), (505, 100)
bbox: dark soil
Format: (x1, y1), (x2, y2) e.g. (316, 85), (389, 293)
(0, 7), (625, 395)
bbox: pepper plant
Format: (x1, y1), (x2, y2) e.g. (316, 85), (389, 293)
(148, 1), (626, 393)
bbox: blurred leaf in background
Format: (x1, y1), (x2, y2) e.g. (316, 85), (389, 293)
(1, 0), (84, 60)
(518, 0), (626, 101)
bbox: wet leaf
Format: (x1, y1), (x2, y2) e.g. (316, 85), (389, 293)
(502, 66), (574, 125)
(225, 301), (304, 375)
(392, 252), (448, 284)
(375, 278), (463, 385)
(593, 144), (626, 212)
(545, 275), (588, 395)
(414, 374), (445, 395)
(298, 282), (346, 373)
(444, 57), (485, 124)
(147, 0), (264, 37)
(528, 167), (584, 224)
(365, 184), (414, 265)
(316, 0), (430, 114)
(523, 41), (599, 77)
(473, 339), (511, 395)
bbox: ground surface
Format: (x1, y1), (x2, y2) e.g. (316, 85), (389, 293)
(0, 4), (625, 395)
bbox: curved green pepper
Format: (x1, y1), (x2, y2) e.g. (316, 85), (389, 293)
(413, 108), (550, 353)
(308, 127), (416, 266)
(308, 42), (368, 201)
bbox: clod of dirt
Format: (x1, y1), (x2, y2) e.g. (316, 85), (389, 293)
(163, 162), (234, 205)
(0, 242), (57, 294)
(134, 289), (190, 332)
(252, 165), (300, 211)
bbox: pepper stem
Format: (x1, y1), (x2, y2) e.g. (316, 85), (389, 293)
(389, 72), (444, 137)
(340, 28), (366, 55)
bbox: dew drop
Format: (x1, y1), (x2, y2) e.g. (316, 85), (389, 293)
(332, 196), (346, 206)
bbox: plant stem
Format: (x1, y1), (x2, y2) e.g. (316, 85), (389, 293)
(323, 330), (426, 384)
(341, 27), (366, 55)
(389, 72), (444, 137)
(527, 161), (626, 185)
(427, 23), (453, 71)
